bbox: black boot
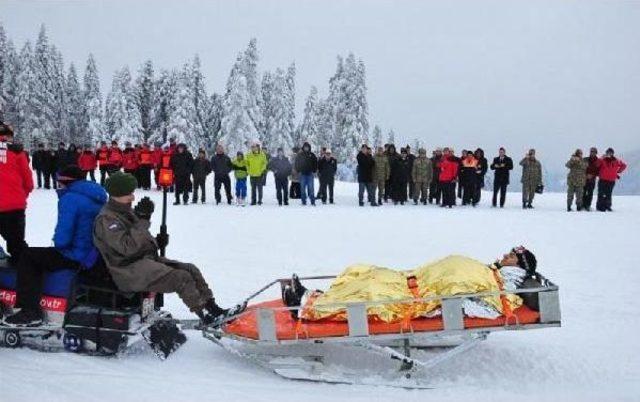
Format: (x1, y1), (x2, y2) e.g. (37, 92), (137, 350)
(3, 308), (43, 327)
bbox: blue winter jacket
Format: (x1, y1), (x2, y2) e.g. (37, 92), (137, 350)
(53, 180), (108, 262)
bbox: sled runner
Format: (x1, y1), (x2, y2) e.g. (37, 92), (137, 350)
(0, 250), (186, 359)
(202, 274), (561, 388)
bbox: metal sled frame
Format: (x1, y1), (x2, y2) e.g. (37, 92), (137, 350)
(203, 274), (561, 387)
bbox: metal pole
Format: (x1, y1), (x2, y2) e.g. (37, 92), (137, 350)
(160, 187), (168, 257)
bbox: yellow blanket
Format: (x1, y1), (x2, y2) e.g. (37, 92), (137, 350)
(300, 255), (522, 322)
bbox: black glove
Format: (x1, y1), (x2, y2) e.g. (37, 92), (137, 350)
(134, 196), (155, 220)
(156, 232), (169, 249)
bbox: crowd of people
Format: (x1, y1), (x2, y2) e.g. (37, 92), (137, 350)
(22, 135), (629, 212)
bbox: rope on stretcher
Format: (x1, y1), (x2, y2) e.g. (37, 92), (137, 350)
(490, 264), (518, 326)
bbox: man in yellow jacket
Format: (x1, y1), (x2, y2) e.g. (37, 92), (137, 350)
(245, 142), (268, 205)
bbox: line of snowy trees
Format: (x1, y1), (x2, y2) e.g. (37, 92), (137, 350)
(0, 24), (396, 161)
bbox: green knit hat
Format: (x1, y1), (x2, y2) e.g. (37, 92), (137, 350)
(105, 172), (138, 197)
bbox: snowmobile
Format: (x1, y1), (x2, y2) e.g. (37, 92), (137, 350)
(201, 273), (561, 388)
(0, 248), (186, 359)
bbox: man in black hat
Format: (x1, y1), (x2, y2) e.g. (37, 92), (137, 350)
(3, 165), (107, 326)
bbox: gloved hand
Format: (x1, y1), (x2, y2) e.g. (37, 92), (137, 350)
(156, 232), (169, 249)
(134, 196), (155, 220)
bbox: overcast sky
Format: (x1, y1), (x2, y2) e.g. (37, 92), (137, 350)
(2, 0), (639, 162)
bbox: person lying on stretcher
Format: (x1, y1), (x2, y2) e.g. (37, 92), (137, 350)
(282, 246), (538, 322)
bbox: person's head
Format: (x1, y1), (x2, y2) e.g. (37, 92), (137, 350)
(400, 148), (407, 158)
(361, 144), (368, 154)
(302, 142), (311, 152)
(236, 150), (244, 160)
(198, 149), (206, 158)
(418, 148), (426, 156)
(142, 143), (150, 149)
(605, 147), (615, 157)
(277, 147), (284, 157)
(499, 147), (506, 157)
(58, 142), (66, 150)
(325, 149), (332, 158)
(574, 149), (583, 158)
(435, 147), (443, 156)
(528, 149), (536, 158)
(589, 147), (598, 157)
(38, 143), (45, 149)
(69, 143), (77, 152)
(100, 141), (107, 147)
(169, 137), (176, 145)
(388, 144), (396, 154)
(216, 144), (224, 155)
(376, 146), (384, 155)
(111, 140), (118, 147)
(475, 148), (484, 158)
(125, 141), (132, 148)
(405, 145), (411, 154)
(56, 165), (84, 188)
(443, 147), (451, 157)
(105, 172), (138, 205)
(500, 246), (537, 274)
(177, 144), (185, 153)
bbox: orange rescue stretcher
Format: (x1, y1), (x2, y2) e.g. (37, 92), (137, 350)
(202, 274), (561, 388)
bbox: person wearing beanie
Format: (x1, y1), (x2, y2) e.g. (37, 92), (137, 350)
(565, 149), (588, 212)
(295, 142), (318, 206)
(268, 147), (293, 206)
(4, 164), (107, 327)
(93, 173), (240, 325)
(595, 148), (627, 212)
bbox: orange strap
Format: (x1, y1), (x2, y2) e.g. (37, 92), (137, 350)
(401, 276), (422, 330)
(491, 267), (514, 320)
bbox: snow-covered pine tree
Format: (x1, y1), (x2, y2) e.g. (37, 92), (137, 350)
(150, 69), (177, 145)
(135, 60), (155, 143)
(15, 42), (39, 146)
(284, 63), (296, 148)
(49, 45), (69, 145)
(372, 125), (383, 147)
(298, 86), (320, 150)
(202, 92), (223, 150)
(186, 55), (209, 147)
(105, 66), (142, 143)
(315, 98), (335, 151)
(65, 63), (86, 145)
(0, 28), (20, 126)
(260, 71), (274, 146)
(32, 25), (57, 146)
(83, 54), (104, 144)
(387, 129), (396, 145)
(221, 57), (258, 154)
(165, 67), (199, 150)
(0, 23), (8, 118)
(239, 39), (264, 137)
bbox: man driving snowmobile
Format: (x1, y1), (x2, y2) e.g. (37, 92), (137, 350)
(92, 172), (243, 325)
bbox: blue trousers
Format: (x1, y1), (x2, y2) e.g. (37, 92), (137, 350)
(300, 174), (315, 205)
(235, 178), (247, 198)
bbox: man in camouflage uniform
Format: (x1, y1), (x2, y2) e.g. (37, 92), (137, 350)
(565, 149), (588, 212)
(519, 149), (543, 209)
(373, 146), (390, 205)
(411, 148), (433, 205)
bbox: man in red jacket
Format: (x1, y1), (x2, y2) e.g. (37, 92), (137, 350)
(96, 141), (110, 186)
(78, 145), (98, 182)
(439, 147), (459, 208)
(152, 142), (163, 190)
(0, 122), (34, 265)
(138, 143), (154, 190)
(107, 140), (123, 175)
(596, 148), (627, 212)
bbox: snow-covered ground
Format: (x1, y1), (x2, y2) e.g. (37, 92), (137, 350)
(4, 178), (640, 401)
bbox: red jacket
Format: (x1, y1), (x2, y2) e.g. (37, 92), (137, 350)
(139, 148), (154, 166)
(439, 157), (459, 183)
(597, 157), (627, 182)
(152, 148), (163, 167)
(107, 146), (123, 167)
(78, 150), (97, 171)
(97, 146), (110, 167)
(122, 148), (139, 170)
(0, 142), (34, 212)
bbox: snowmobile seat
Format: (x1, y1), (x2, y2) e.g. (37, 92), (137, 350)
(0, 260), (78, 298)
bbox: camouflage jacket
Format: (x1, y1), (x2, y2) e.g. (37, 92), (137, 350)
(411, 156), (433, 183)
(519, 158), (543, 186)
(373, 154), (390, 182)
(565, 157), (588, 187)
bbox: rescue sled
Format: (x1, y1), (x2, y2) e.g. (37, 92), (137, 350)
(0, 250), (186, 359)
(202, 274), (561, 388)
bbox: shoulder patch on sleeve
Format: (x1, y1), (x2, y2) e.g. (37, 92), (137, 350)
(107, 221), (122, 231)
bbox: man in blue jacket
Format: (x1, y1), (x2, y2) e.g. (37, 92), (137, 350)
(4, 165), (107, 326)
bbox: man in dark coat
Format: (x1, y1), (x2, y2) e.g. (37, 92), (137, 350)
(429, 148), (443, 204)
(405, 145), (416, 201)
(210, 144), (233, 205)
(294, 142), (318, 206)
(32, 143), (47, 189)
(317, 149), (337, 204)
(390, 147), (411, 205)
(582, 147), (599, 211)
(170, 143), (194, 205)
(268, 147), (293, 206)
(356, 145), (377, 206)
(192, 149), (211, 204)
(472, 148), (488, 206)
(44, 147), (58, 189)
(490, 147), (513, 208)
